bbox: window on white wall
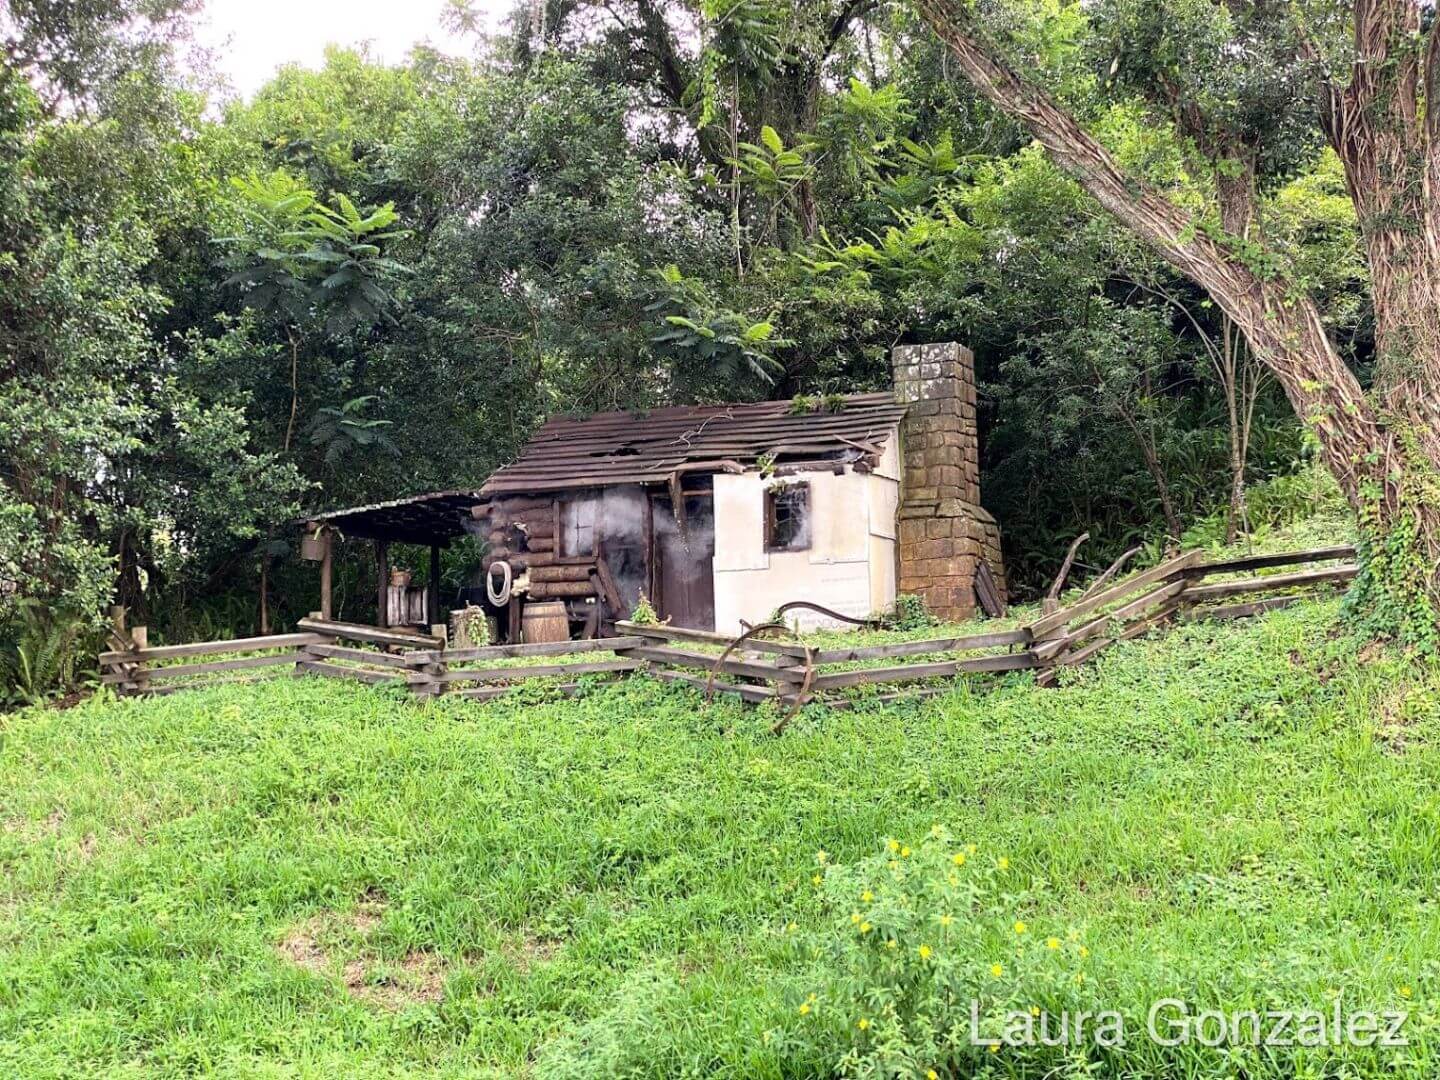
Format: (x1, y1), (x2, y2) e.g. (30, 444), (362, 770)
(764, 482), (810, 552)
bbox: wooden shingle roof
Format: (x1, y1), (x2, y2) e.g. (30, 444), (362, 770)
(478, 391), (907, 496)
(306, 489), (483, 543)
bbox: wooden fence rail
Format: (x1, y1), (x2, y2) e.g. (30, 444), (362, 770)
(99, 543), (1358, 711)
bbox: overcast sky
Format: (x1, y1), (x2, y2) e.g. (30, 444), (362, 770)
(192, 0), (513, 99)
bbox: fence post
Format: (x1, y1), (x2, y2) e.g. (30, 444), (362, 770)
(294, 617), (332, 679)
(130, 626), (149, 695)
(406, 647), (444, 699)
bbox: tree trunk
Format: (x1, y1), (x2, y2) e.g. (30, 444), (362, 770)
(1314, 2), (1440, 469)
(1221, 317), (1254, 546)
(283, 327), (300, 454)
(731, 70), (744, 276)
(258, 553), (270, 636)
(1120, 407), (1182, 543)
(915, 0), (1440, 630)
(1214, 162), (1256, 546)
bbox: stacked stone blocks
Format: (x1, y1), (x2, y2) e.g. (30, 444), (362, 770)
(892, 342), (1002, 622)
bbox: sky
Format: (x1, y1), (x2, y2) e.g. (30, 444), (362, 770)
(192, 0), (513, 100)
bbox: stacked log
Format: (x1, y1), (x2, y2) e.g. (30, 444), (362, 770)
(472, 496), (598, 602)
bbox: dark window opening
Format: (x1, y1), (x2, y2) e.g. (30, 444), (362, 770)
(765, 483), (811, 552)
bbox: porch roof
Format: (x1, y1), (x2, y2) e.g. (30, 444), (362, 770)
(305, 489), (483, 545)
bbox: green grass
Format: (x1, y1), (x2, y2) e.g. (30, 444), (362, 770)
(2, 596), (1439, 1077)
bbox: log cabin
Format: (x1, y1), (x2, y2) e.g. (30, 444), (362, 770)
(302, 342), (1007, 639)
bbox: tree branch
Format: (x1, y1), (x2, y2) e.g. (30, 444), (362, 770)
(913, 0), (1383, 507)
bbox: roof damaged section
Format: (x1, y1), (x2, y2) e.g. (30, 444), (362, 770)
(478, 391), (907, 496)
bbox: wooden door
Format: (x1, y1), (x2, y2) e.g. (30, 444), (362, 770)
(651, 494), (716, 631)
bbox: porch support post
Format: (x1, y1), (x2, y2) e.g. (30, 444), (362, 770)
(376, 539), (390, 628)
(320, 531), (334, 621)
(428, 542), (441, 627)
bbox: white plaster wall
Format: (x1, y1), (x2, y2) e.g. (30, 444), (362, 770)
(712, 434), (901, 634)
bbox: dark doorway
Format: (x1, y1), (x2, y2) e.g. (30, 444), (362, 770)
(651, 493), (716, 631)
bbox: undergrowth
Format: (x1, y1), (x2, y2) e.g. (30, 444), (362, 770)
(2, 594), (1438, 1077)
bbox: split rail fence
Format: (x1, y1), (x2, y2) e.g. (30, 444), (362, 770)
(100, 544), (1356, 710)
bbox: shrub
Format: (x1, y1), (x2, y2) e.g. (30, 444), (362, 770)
(0, 600), (97, 706)
(887, 593), (938, 631)
(772, 830), (1094, 1076)
(629, 591), (662, 625)
(770, 829), (1423, 1078)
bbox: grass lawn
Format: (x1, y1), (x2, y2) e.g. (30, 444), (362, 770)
(3, 596), (1439, 1077)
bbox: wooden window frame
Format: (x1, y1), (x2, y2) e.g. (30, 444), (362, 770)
(555, 497), (603, 564)
(764, 481), (811, 553)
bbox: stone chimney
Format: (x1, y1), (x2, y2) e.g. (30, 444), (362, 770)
(892, 342), (1005, 622)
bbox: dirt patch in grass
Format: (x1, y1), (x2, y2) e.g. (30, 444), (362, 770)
(1375, 686), (1420, 755)
(1289, 648), (1339, 686)
(3, 807), (70, 843)
(343, 951), (447, 1009)
(277, 918), (330, 974)
(276, 894), (450, 1010)
(503, 929), (561, 974)
(350, 887), (386, 934)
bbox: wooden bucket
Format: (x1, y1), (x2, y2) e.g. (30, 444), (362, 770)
(521, 600), (570, 644)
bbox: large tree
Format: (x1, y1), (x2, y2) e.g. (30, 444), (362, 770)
(915, 0), (1440, 640)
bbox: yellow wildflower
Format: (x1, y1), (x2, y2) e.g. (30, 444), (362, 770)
(816, 850), (829, 864)
(786, 921), (797, 933)
(939, 913), (954, 927)
(951, 852), (966, 866)
(988, 1044), (1000, 1054)
(1046, 937), (1060, 950)
(886, 938), (898, 950)
(887, 838), (900, 853)
(900, 845), (912, 858)
(918, 944), (933, 960)
(860, 921), (872, 933)
(857, 1017), (870, 1030)
(812, 874), (822, 886)
(1013, 920), (1027, 934)
(861, 890), (873, 903)
(997, 857), (1010, 871)
(1400, 986), (1413, 999)
(1030, 1005), (1041, 1017)
(990, 962), (1003, 977)
(928, 1070), (940, 1079)
(851, 912), (862, 924)
(1078, 945), (1090, 958)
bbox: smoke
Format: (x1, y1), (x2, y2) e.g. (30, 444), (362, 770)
(651, 491), (714, 587)
(599, 486), (653, 611)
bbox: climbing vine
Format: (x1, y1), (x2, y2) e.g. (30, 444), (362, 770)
(1343, 423), (1440, 653)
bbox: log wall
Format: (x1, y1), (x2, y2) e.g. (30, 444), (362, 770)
(471, 495), (600, 602)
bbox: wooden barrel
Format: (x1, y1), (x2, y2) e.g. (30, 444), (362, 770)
(521, 600), (570, 644)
